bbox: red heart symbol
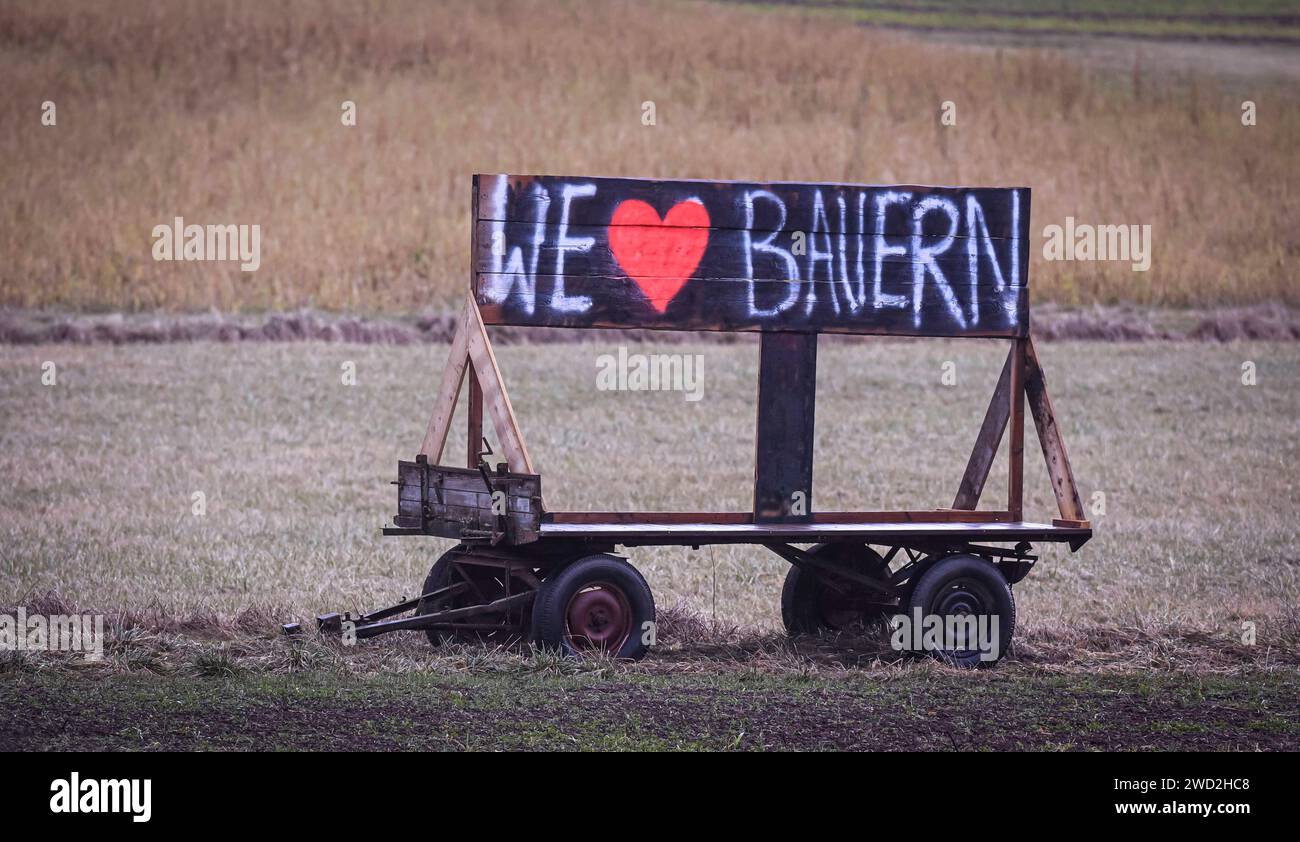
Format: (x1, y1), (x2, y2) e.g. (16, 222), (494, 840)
(608, 199), (709, 313)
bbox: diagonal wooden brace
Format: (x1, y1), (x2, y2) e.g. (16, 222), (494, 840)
(1023, 337), (1086, 523)
(953, 339), (1086, 525)
(953, 346), (1014, 510)
(419, 296), (473, 463)
(418, 293), (534, 474)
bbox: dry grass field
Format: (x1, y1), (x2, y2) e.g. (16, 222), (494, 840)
(2, 0), (1298, 313)
(2, 339), (1297, 652)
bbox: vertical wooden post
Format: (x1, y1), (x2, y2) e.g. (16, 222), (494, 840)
(753, 332), (818, 523)
(1008, 338), (1025, 521)
(466, 367), (483, 468)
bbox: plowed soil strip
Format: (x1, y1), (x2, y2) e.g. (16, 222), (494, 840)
(3, 670), (1296, 751)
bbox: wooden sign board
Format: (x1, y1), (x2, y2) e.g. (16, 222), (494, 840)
(473, 174), (1030, 338)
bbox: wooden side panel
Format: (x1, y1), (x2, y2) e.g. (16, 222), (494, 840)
(396, 461), (542, 544)
(753, 332), (818, 522)
(474, 174), (1030, 338)
(1024, 338), (1086, 522)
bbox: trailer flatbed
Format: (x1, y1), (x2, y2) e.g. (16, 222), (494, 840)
(535, 519), (1091, 549)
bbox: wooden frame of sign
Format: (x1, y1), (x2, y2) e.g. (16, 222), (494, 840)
(417, 174), (1087, 529)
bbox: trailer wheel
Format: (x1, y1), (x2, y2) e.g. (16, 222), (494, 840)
(781, 543), (894, 635)
(416, 552), (458, 646)
(415, 547), (527, 647)
(531, 554), (655, 661)
(903, 554), (1015, 668)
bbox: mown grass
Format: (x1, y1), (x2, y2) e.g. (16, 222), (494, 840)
(1, 0), (1297, 312)
(1, 339), (1297, 661)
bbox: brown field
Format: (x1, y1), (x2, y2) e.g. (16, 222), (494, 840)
(1, 0), (1297, 313)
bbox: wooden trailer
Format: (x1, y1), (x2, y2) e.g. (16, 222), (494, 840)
(309, 173), (1091, 667)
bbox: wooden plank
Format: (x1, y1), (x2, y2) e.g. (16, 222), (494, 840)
(466, 367), (483, 468)
(550, 511), (753, 525)
(547, 510), (1013, 525)
(467, 177), (485, 469)
(464, 297), (534, 474)
(538, 520), (1092, 547)
(478, 175), (1026, 236)
(952, 347), (1014, 509)
(1025, 337), (1087, 522)
(477, 285), (1025, 338)
(418, 296), (473, 461)
(475, 220), (1021, 272)
(813, 510), (1013, 523)
(473, 173), (1030, 337)
(1008, 339), (1026, 521)
(753, 332), (818, 522)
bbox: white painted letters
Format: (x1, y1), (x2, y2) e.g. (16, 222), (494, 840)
(742, 189), (801, 318)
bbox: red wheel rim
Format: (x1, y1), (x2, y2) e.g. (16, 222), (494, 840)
(564, 582), (633, 654)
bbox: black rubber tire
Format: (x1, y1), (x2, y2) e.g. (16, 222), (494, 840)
(903, 553), (1015, 668)
(531, 554), (656, 661)
(415, 550), (458, 647)
(781, 543), (895, 635)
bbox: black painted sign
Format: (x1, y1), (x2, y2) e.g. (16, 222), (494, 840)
(473, 174), (1030, 337)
